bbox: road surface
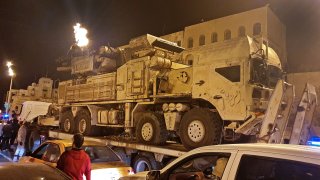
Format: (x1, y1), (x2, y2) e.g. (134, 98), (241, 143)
(0, 150), (13, 162)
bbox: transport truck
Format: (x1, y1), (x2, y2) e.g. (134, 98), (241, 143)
(6, 77), (54, 115)
(47, 79), (319, 173)
(55, 34), (283, 149)
(13, 34), (320, 173)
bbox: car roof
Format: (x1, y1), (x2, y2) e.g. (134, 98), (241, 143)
(191, 143), (320, 158)
(0, 163), (71, 180)
(45, 139), (106, 147)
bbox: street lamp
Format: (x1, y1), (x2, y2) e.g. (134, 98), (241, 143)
(5, 61), (15, 114)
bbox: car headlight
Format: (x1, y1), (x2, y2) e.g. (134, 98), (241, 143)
(90, 168), (122, 180)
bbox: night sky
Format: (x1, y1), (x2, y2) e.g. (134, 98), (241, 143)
(0, 0), (319, 108)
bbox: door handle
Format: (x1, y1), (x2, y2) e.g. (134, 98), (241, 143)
(214, 95), (222, 99)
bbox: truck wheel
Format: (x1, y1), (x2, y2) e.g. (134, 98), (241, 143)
(25, 129), (41, 153)
(133, 153), (162, 173)
(179, 108), (222, 150)
(60, 111), (75, 133)
(75, 110), (92, 135)
(136, 113), (168, 145)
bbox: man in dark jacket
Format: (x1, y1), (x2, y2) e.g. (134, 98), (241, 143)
(10, 118), (20, 146)
(1, 121), (13, 151)
(57, 133), (91, 180)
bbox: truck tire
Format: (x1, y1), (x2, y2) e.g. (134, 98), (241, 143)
(25, 129), (41, 153)
(135, 112), (168, 145)
(133, 153), (162, 173)
(75, 110), (92, 135)
(60, 111), (75, 134)
(179, 108), (222, 150)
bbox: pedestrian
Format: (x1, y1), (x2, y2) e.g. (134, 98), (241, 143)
(2, 121), (12, 150)
(57, 133), (91, 180)
(0, 120), (4, 138)
(10, 116), (20, 149)
(1, 121), (13, 151)
(13, 121), (28, 162)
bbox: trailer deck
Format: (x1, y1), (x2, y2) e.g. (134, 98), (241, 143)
(48, 130), (187, 157)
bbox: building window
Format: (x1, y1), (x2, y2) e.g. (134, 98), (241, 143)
(186, 54), (194, 66)
(238, 26), (246, 37)
(177, 41), (181, 46)
(211, 32), (218, 43)
(253, 23), (261, 35)
(187, 37), (193, 48)
(199, 35), (205, 46)
(224, 29), (231, 40)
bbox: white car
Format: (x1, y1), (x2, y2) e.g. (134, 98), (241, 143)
(121, 143), (320, 180)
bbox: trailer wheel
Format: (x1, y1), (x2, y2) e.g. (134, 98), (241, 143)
(25, 129), (41, 153)
(60, 111), (75, 133)
(75, 110), (92, 135)
(133, 153), (162, 173)
(136, 112), (167, 145)
(179, 108), (222, 150)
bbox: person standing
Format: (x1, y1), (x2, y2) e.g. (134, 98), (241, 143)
(13, 121), (28, 162)
(1, 121), (13, 151)
(10, 117), (20, 151)
(0, 120), (5, 145)
(57, 133), (91, 180)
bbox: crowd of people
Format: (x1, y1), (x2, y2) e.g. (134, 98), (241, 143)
(0, 112), (21, 152)
(0, 111), (92, 179)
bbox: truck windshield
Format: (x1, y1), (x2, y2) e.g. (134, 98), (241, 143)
(250, 58), (268, 87)
(250, 58), (282, 88)
(268, 65), (282, 88)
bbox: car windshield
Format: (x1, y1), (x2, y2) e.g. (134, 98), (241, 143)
(66, 146), (120, 163)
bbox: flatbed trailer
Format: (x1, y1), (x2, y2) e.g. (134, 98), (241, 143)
(48, 130), (186, 172)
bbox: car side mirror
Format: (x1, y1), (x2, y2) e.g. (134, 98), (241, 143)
(146, 170), (160, 180)
(25, 151), (32, 156)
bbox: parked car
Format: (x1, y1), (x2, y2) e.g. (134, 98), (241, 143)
(121, 143), (320, 180)
(0, 162), (71, 180)
(19, 139), (134, 180)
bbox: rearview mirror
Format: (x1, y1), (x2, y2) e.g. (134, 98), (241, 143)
(146, 170), (160, 180)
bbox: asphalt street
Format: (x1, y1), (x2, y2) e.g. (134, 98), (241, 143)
(0, 150), (13, 162)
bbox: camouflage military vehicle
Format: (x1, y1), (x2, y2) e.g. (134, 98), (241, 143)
(56, 34), (282, 149)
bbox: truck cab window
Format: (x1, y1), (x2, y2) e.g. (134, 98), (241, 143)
(268, 65), (282, 88)
(215, 65), (240, 82)
(236, 155), (320, 180)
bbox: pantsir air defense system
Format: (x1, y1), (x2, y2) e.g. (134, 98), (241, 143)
(55, 34), (282, 149)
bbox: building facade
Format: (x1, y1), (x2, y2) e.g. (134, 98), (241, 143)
(161, 6), (287, 67)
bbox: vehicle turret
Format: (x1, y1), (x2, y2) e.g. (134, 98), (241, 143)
(56, 34), (184, 77)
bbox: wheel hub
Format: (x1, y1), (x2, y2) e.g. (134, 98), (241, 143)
(79, 119), (87, 133)
(141, 122), (153, 141)
(187, 120), (205, 143)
